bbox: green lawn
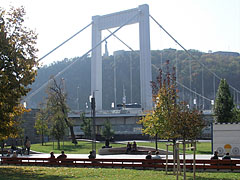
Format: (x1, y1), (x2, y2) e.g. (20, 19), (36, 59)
(0, 166), (239, 180)
(137, 141), (212, 154)
(30, 140), (211, 155)
(30, 141), (124, 154)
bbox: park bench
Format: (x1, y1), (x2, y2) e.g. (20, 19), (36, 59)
(1, 157), (240, 172)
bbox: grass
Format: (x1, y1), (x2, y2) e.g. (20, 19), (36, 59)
(0, 165), (239, 180)
(137, 141), (212, 154)
(29, 140), (211, 155)
(30, 141), (124, 154)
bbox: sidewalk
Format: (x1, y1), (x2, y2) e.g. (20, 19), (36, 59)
(5, 152), (213, 159)
(1, 153), (240, 161)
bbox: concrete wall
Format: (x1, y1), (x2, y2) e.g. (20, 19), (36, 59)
(21, 109), (41, 144)
(69, 115), (145, 140)
(213, 123), (240, 156)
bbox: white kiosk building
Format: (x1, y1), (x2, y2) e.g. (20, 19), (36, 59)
(213, 123), (240, 157)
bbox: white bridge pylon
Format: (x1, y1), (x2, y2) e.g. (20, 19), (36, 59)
(91, 4), (152, 111)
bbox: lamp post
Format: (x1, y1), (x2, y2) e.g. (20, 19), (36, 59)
(77, 86), (80, 111)
(90, 91), (97, 158)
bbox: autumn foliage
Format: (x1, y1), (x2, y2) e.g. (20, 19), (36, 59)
(0, 7), (38, 140)
(139, 61), (205, 141)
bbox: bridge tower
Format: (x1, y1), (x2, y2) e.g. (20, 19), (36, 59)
(91, 4), (152, 111)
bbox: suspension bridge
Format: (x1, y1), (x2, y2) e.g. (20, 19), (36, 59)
(25, 4), (240, 113)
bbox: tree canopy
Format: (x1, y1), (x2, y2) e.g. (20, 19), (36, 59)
(28, 49), (240, 110)
(101, 119), (114, 140)
(214, 79), (234, 123)
(80, 112), (92, 139)
(0, 7), (38, 139)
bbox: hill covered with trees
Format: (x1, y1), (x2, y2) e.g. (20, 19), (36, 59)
(27, 49), (240, 111)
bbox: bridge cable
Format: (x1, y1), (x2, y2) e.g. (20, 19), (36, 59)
(25, 12), (140, 102)
(106, 29), (212, 102)
(38, 22), (92, 62)
(149, 14), (240, 94)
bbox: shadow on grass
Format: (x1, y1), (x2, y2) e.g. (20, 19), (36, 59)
(196, 151), (212, 155)
(0, 166), (70, 180)
(194, 174), (235, 180)
(166, 173), (236, 180)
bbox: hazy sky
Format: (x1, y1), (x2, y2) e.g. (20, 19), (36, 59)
(1, 0), (240, 65)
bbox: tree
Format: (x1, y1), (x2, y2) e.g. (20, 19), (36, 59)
(0, 7), (38, 140)
(80, 113), (92, 139)
(232, 106), (240, 123)
(139, 63), (179, 150)
(50, 110), (67, 150)
(174, 103), (205, 179)
(34, 104), (50, 146)
(214, 79), (234, 123)
(139, 62), (205, 180)
(46, 77), (78, 144)
(101, 119), (114, 146)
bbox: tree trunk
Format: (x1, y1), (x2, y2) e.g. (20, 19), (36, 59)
(183, 140), (186, 180)
(63, 112), (77, 144)
(1, 140), (4, 156)
(193, 141), (196, 180)
(41, 131), (44, 146)
(68, 124), (77, 144)
(165, 144), (169, 175)
(155, 133), (158, 151)
(57, 139), (60, 150)
(173, 139), (176, 175)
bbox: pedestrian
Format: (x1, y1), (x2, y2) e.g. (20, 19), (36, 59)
(152, 151), (161, 159)
(126, 142), (132, 153)
(12, 151), (18, 158)
(88, 151), (95, 159)
(132, 141), (137, 152)
(146, 151), (152, 159)
(50, 151), (55, 159)
(24, 136), (31, 155)
(222, 152), (231, 160)
(6, 150), (11, 157)
(57, 150), (67, 159)
(211, 151), (218, 160)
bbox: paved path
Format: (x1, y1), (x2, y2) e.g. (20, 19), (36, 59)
(2, 152), (214, 159)
(2, 152), (240, 161)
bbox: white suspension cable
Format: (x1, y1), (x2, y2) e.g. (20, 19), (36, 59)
(25, 12), (140, 101)
(151, 64), (212, 102)
(107, 29), (212, 103)
(149, 14), (240, 94)
(38, 22), (92, 62)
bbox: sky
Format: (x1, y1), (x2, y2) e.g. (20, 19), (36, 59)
(1, 0), (240, 65)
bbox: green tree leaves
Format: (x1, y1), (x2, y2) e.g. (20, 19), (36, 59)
(139, 64), (205, 141)
(80, 113), (92, 139)
(214, 79), (234, 123)
(101, 119), (114, 140)
(0, 7), (38, 139)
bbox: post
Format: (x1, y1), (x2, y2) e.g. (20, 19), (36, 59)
(155, 133), (158, 151)
(91, 92), (96, 158)
(165, 144), (168, 174)
(183, 140), (186, 180)
(193, 141), (196, 180)
(211, 122), (213, 154)
(173, 140), (176, 175)
(41, 116), (44, 146)
(176, 143), (180, 180)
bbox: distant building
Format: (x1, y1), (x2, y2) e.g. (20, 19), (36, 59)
(213, 51), (240, 57)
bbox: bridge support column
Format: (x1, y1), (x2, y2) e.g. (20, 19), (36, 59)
(91, 16), (102, 110)
(139, 4), (152, 110)
(91, 4), (152, 111)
